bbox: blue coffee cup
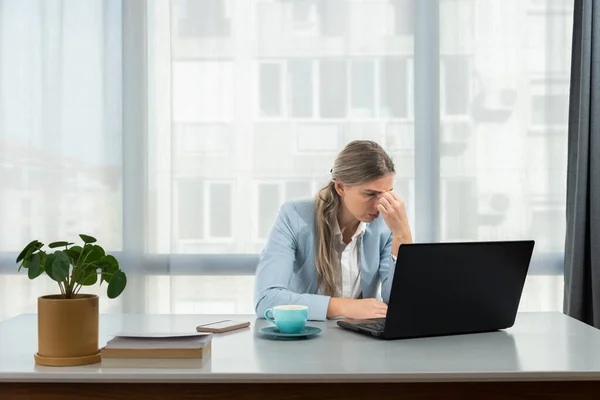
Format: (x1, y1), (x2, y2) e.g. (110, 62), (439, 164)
(264, 305), (308, 334)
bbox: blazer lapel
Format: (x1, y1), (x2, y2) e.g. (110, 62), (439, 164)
(359, 235), (370, 298)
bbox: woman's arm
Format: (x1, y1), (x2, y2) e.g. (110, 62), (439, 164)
(376, 191), (412, 302)
(254, 202), (331, 321)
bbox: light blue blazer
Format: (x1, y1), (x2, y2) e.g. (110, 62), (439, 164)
(254, 199), (396, 321)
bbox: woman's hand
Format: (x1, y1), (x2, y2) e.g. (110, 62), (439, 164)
(377, 192), (412, 255)
(327, 298), (388, 319)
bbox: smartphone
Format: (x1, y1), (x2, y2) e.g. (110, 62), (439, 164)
(196, 320), (250, 333)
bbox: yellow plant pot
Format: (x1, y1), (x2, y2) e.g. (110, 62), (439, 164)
(34, 294), (101, 366)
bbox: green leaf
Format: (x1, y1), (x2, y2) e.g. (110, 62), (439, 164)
(98, 255), (118, 271)
(107, 270), (127, 299)
(78, 270), (98, 286)
(27, 253), (44, 279)
(98, 255), (118, 269)
(16, 240), (39, 263)
(44, 253), (55, 275)
(99, 255), (119, 285)
(18, 258), (29, 273)
(67, 246), (83, 264)
(84, 244), (105, 263)
(49, 241), (74, 249)
(79, 234), (97, 244)
(18, 244), (41, 270)
(73, 261), (97, 285)
(45, 251), (70, 282)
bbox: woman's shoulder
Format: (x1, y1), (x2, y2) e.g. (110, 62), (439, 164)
(278, 198), (316, 222)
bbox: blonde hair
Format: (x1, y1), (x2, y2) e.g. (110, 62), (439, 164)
(314, 140), (395, 297)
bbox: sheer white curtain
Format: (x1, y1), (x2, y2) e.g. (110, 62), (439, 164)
(0, 0), (125, 320)
(0, 0), (573, 321)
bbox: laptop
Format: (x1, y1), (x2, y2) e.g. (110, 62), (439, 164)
(337, 240), (535, 340)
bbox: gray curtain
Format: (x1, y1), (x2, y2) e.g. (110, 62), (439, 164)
(564, 0), (600, 328)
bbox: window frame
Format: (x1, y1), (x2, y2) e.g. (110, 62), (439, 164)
(0, 0), (565, 280)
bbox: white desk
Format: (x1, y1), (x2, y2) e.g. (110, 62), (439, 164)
(1, 312), (600, 399)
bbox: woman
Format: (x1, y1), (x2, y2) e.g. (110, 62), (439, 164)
(254, 140), (413, 321)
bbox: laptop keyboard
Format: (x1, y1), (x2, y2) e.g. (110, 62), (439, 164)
(356, 318), (386, 332)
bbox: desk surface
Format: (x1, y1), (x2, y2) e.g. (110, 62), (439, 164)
(1, 312), (600, 383)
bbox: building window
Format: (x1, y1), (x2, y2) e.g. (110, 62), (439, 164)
(177, 180), (205, 240)
(441, 55), (471, 116)
(209, 183), (232, 238)
(174, 0), (231, 38)
(530, 79), (570, 128)
(259, 63), (283, 117)
(258, 183), (280, 239)
(288, 59), (314, 118)
(291, 0), (317, 34)
(257, 181), (315, 239)
(531, 94), (569, 126)
(318, 0), (348, 37)
(258, 58), (412, 120)
(391, 0), (415, 36)
(320, 59), (347, 118)
(350, 61), (375, 118)
(177, 180), (233, 241)
(380, 58), (409, 118)
(442, 178), (478, 241)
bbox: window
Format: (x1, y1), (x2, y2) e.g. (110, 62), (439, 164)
(257, 181), (316, 239)
(380, 58), (410, 118)
(20, 198), (32, 242)
(318, 0), (348, 37)
(441, 56), (471, 116)
(209, 183), (232, 238)
(350, 61), (375, 118)
(391, 0), (415, 36)
(288, 59), (313, 118)
(291, 0), (317, 34)
(174, 0), (231, 38)
(285, 181), (312, 202)
(295, 123), (342, 152)
(259, 63), (283, 117)
(258, 58), (412, 120)
(176, 181), (233, 243)
(530, 79), (570, 128)
(172, 62), (234, 123)
(442, 178), (478, 241)
(175, 124), (231, 154)
(177, 181), (205, 240)
(531, 95), (569, 126)
(0, 0), (574, 322)
(258, 184), (280, 239)
(320, 60), (347, 118)
(530, 206), (566, 253)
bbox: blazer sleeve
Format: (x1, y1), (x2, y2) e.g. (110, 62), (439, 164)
(253, 202), (331, 321)
(378, 232), (396, 304)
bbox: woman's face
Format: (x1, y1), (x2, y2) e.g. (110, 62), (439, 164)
(335, 174), (394, 223)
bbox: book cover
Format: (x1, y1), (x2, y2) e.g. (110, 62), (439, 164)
(100, 332), (212, 359)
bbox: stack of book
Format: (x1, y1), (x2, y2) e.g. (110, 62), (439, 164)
(100, 332), (212, 368)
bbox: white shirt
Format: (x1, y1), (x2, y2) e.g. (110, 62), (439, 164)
(321, 220), (366, 298)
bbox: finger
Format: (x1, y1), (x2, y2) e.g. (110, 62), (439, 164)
(377, 204), (388, 215)
(382, 191), (397, 203)
(387, 191), (401, 201)
(379, 197), (393, 210)
(373, 312), (387, 318)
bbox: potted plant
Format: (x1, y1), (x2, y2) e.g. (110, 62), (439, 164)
(16, 234), (127, 366)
